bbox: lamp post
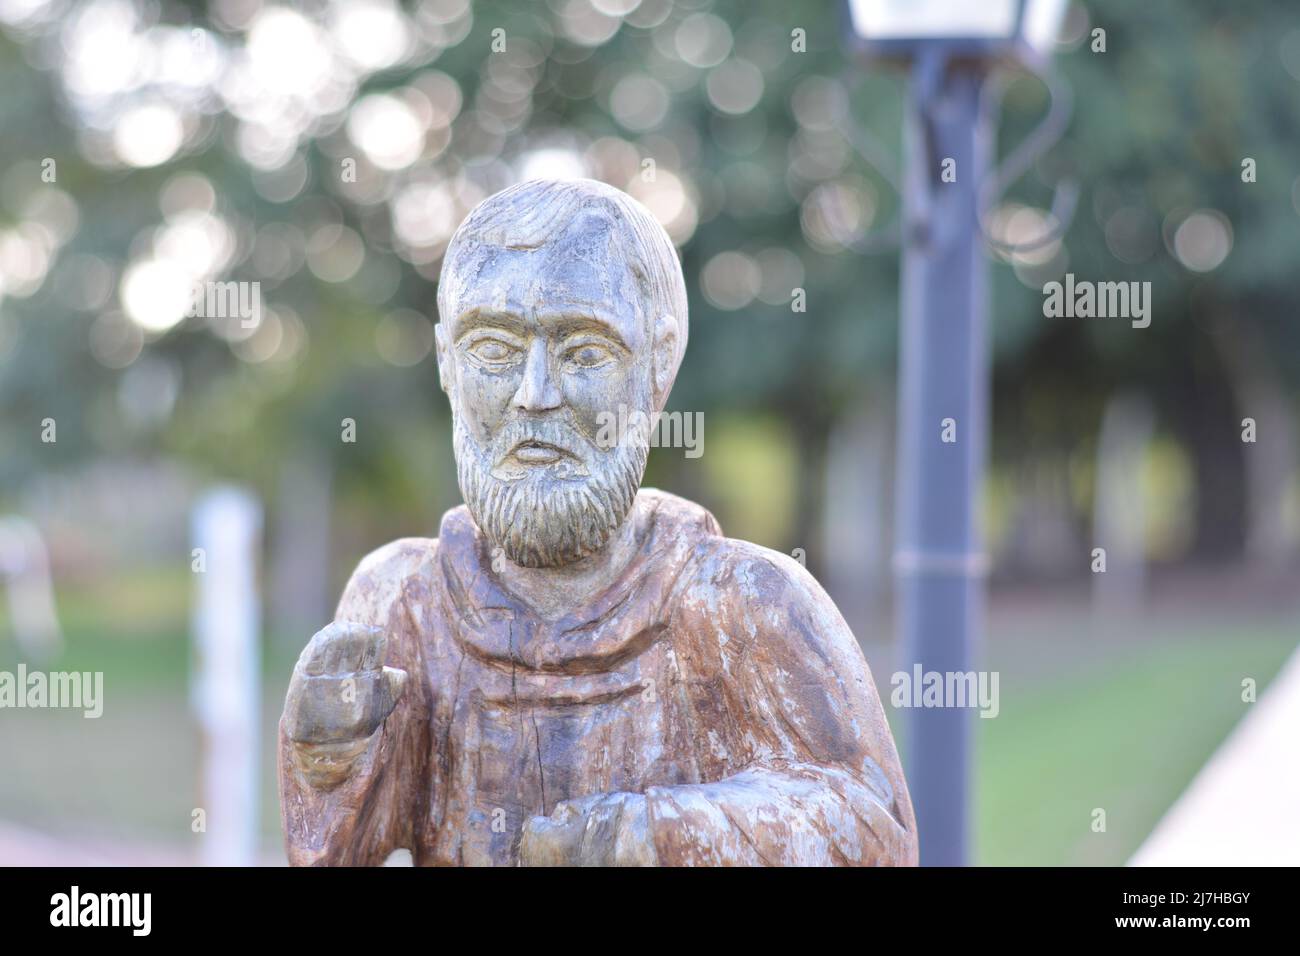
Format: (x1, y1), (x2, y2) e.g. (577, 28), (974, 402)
(843, 0), (1069, 866)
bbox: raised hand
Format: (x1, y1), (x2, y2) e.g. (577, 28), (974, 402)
(282, 621), (408, 788)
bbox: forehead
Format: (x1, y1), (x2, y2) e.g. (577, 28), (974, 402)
(447, 209), (647, 343)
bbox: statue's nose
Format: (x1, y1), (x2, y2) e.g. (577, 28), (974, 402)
(511, 338), (563, 412)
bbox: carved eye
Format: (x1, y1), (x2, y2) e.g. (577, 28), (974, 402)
(564, 342), (615, 369)
(467, 338), (519, 365)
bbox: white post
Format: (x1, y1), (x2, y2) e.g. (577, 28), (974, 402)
(0, 516), (62, 661)
(191, 487), (262, 867)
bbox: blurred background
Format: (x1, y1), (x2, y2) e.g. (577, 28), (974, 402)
(1, 0), (1298, 865)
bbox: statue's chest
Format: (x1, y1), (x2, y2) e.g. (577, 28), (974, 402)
(450, 631), (695, 791)
(430, 620), (715, 865)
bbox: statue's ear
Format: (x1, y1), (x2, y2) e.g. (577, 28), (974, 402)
(434, 321), (452, 395)
(651, 313), (679, 410)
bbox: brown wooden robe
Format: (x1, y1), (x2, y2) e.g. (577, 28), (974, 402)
(279, 488), (917, 865)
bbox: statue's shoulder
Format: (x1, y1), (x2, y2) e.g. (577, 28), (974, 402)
(692, 536), (827, 608)
(660, 504), (845, 637)
(669, 526), (867, 689)
(352, 536), (439, 577)
(337, 536), (440, 620)
(639, 487), (723, 539)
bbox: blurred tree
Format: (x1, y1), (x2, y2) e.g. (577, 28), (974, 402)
(0, 0), (1296, 573)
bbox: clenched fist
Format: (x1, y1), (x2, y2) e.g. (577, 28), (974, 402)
(282, 621), (408, 788)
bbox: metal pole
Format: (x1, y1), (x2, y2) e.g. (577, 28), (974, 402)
(895, 52), (994, 867)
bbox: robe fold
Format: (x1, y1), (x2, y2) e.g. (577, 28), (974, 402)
(279, 488), (917, 866)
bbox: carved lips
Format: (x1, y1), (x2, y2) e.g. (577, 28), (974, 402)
(508, 438), (576, 466)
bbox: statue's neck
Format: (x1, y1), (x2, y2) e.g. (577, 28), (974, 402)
(491, 498), (646, 622)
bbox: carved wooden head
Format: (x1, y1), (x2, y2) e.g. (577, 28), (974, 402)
(433, 179), (688, 568)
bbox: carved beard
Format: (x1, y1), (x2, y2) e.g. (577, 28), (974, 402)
(454, 412), (650, 569)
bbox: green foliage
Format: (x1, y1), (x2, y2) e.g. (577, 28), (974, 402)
(1, 0), (1297, 536)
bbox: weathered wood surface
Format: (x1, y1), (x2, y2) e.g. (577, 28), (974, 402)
(279, 179), (917, 866)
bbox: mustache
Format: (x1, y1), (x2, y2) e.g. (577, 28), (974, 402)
(488, 416), (595, 464)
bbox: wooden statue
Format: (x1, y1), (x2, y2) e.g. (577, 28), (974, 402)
(279, 179), (918, 866)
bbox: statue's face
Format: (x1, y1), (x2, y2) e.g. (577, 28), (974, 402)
(441, 210), (656, 568)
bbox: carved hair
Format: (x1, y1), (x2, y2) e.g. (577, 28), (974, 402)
(437, 178), (688, 371)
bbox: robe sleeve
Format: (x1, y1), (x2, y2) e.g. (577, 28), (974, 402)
(645, 548), (918, 866)
(278, 540), (434, 866)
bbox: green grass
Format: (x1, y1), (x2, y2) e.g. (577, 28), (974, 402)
(0, 571), (299, 848)
(974, 626), (1296, 865)
(0, 565), (191, 687)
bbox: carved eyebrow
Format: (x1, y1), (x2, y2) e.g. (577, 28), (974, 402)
(453, 308), (528, 342)
(535, 311), (630, 351)
(455, 306), (631, 351)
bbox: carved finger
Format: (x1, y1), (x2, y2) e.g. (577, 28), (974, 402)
(612, 795), (656, 867)
(576, 795), (623, 866)
(520, 801), (586, 867)
(358, 626), (387, 671)
(286, 672), (390, 743)
(299, 625), (337, 676)
(320, 623), (367, 674)
(379, 666), (408, 716)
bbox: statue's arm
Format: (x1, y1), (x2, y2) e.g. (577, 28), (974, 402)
(521, 549), (917, 867)
(642, 554), (917, 865)
(278, 540), (434, 866)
